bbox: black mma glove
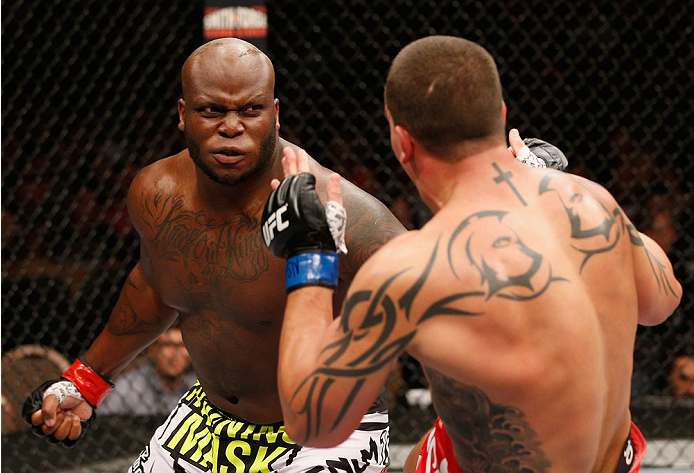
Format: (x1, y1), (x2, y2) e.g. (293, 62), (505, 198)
(262, 172), (339, 292)
(517, 138), (568, 171)
(22, 379), (98, 448)
(22, 356), (112, 447)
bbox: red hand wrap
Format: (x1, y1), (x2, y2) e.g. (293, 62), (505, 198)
(61, 357), (114, 407)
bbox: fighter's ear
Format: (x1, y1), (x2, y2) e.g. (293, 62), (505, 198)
(394, 125), (414, 165)
(274, 98), (280, 131)
(177, 98), (186, 132)
(501, 100), (507, 125)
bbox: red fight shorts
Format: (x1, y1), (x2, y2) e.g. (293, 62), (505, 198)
(414, 418), (464, 473)
(415, 418), (646, 473)
(617, 422), (647, 473)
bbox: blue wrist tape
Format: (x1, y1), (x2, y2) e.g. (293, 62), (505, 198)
(286, 252), (338, 292)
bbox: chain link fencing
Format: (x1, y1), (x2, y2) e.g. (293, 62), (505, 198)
(2, 0), (693, 471)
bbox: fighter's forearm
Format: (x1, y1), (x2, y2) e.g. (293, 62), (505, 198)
(278, 287), (334, 423)
(83, 262), (177, 378)
(278, 286), (388, 447)
(278, 287), (361, 446)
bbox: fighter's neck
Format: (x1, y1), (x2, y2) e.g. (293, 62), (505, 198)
(415, 145), (512, 213)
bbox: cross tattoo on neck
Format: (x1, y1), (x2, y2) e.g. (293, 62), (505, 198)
(492, 162), (526, 206)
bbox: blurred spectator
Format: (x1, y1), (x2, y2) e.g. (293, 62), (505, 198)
(642, 193), (682, 256)
(390, 196), (416, 230)
(669, 350), (694, 398)
(99, 327), (195, 416)
(350, 163), (382, 198)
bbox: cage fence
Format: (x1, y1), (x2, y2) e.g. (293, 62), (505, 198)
(2, 0), (693, 471)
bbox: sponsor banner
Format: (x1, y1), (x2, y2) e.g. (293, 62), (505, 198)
(204, 0), (267, 52)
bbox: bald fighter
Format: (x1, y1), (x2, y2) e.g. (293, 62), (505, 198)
(23, 38), (404, 473)
(264, 36), (682, 473)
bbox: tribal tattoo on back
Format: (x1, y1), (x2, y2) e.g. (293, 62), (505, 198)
(291, 207), (566, 446)
(291, 166), (677, 462)
(539, 172), (679, 296)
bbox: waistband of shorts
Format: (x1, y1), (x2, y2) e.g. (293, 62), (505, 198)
(182, 381), (285, 428)
(614, 421), (647, 473)
(182, 382), (388, 432)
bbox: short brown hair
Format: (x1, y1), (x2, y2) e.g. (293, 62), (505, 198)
(385, 36), (504, 157)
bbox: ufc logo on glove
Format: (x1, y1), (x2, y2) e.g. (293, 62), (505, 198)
(262, 203), (289, 247)
(261, 173), (346, 292)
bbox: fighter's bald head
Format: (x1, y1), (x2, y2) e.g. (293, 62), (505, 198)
(181, 38), (275, 99)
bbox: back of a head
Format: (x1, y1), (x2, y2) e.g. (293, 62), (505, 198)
(385, 35), (504, 157)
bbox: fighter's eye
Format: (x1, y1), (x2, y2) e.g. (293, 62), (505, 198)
(197, 106), (223, 117)
(492, 236), (512, 248)
(241, 105), (263, 117)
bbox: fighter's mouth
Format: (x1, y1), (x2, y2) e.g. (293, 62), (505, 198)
(215, 147), (243, 155)
(212, 148), (245, 163)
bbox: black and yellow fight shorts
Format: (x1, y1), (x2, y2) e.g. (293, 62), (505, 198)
(129, 382), (390, 473)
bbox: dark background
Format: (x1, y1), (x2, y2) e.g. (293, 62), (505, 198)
(2, 0), (692, 471)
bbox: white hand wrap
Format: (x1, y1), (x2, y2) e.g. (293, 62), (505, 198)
(326, 201), (348, 254)
(515, 145), (547, 168)
(43, 380), (85, 405)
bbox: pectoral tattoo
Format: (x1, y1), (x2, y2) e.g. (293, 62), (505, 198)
(140, 185), (269, 287)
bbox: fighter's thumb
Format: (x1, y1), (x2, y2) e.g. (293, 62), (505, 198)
(326, 174), (342, 206)
(508, 128), (525, 153)
(42, 395), (59, 427)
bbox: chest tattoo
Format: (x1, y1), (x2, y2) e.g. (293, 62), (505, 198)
(141, 187), (269, 284)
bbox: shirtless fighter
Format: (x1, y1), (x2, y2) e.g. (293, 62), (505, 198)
(23, 38), (405, 473)
(263, 36), (682, 473)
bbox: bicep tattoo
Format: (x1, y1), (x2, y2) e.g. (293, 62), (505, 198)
(341, 205), (405, 278)
(109, 276), (163, 336)
(619, 212), (680, 297)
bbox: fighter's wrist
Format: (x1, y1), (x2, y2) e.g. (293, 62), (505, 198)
(61, 356), (114, 407)
(286, 251), (339, 293)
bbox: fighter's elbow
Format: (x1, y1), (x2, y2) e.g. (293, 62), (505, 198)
(638, 295), (682, 326)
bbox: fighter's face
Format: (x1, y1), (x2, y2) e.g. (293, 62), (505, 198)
(179, 60), (279, 187)
(671, 356), (694, 398)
